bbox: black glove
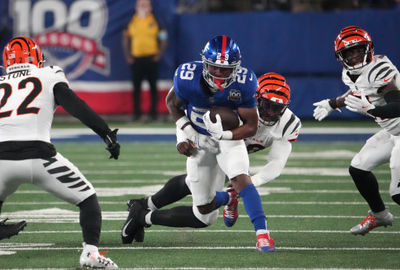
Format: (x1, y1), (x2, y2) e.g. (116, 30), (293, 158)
(104, 129), (120, 159)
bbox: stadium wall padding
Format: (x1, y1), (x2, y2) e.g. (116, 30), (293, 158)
(2, 0), (399, 118)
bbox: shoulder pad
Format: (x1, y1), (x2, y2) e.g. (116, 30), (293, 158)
(367, 56), (397, 85)
(278, 110), (301, 142)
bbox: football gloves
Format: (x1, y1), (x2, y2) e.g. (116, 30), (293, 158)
(202, 111), (233, 140)
(345, 93), (375, 116)
(312, 99), (334, 121)
(104, 129), (120, 159)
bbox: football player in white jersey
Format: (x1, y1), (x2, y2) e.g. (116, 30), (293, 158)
(122, 72), (300, 245)
(0, 37), (119, 269)
(313, 26), (400, 235)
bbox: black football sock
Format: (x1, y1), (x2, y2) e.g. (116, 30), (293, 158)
(0, 201), (3, 214)
(151, 206), (207, 228)
(78, 194), (101, 246)
(349, 166), (386, 212)
(151, 174), (191, 209)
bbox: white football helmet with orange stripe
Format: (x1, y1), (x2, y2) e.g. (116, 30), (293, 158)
(256, 72), (290, 126)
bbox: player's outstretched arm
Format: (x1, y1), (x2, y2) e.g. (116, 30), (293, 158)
(251, 140), (291, 186)
(313, 89), (351, 121)
(53, 82), (120, 159)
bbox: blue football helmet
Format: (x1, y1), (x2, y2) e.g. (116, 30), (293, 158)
(201, 35), (241, 92)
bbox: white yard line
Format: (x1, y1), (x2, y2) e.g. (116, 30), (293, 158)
(18, 229), (400, 234)
(2, 268), (396, 270)
(4, 200), (398, 206)
(2, 245), (399, 251)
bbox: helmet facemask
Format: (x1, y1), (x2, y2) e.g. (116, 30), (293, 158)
(257, 97), (288, 126)
(336, 42), (372, 71)
(201, 35), (241, 93)
(202, 56), (239, 93)
(334, 26), (374, 73)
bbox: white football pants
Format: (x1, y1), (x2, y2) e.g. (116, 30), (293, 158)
(351, 129), (400, 196)
(185, 135), (249, 207)
(0, 153), (95, 205)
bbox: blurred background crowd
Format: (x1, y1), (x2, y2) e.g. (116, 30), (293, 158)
(0, 0), (399, 122)
(176, 0), (400, 13)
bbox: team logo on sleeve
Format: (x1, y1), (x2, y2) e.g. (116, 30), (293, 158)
(228, 89), (242, 102)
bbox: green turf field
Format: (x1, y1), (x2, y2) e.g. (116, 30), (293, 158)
(1, 140), (399, 269)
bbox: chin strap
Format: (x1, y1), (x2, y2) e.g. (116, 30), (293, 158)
(214, 78), (224, 91)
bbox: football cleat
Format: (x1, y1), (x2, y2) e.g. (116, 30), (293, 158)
(126, 198), (149, 243)
(350, 210), (394, 236)
(0, 218), (27, 241)
(223, 188), (239, 227)
(121, 200), (148, 244)
(256, 233), (275, 252)
(79, 243), (118, 269)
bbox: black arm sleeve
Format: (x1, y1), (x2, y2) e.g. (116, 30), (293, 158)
(53, 82), (111, 139)
(368, 90), (400, 118)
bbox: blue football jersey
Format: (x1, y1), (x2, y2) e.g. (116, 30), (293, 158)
(173, 61), (258, 135)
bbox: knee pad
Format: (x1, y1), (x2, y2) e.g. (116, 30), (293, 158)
(391, 194), (400, 206)
(192, 206), (218, 226)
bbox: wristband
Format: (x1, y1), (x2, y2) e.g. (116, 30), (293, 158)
(176, 116), (190, 130)
(220, 130), (233, 140)
(328, 98), (338, 109)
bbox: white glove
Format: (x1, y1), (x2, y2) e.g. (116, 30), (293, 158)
(198, 135), (220, 154)
(176, 116), (199, 146)
(312, 99), (334, 121)
(202, 111), (233, 140)
(345, 93), (375, 116)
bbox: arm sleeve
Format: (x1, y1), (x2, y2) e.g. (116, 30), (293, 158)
(368, 90), (400, 118)
(53, 82), (111, 139)
(251, 140), (292, 186)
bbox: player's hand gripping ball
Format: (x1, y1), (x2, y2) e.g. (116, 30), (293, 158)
(209, 106), (240, 130)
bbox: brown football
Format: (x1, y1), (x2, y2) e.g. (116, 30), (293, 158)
(209, 106), (240, 131)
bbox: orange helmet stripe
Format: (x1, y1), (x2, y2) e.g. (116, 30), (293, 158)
(257, 72), (290, 104)
(3, 36), (43, 68)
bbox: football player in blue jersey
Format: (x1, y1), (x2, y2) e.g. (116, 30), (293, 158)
(121, 35), (275, 252)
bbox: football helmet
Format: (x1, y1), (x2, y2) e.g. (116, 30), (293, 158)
(334, 26), (374, 71)
(3, 36), (44, 70)
(257, 72), (290, 126)
(201, 35), (241, 93)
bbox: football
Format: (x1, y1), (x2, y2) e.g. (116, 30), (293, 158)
(209, 106), (240, 131)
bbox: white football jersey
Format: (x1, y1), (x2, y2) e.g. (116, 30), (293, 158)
(0, 64), (69, 143)
(342, 55), (400, 135)
(245, 108), (301, 153)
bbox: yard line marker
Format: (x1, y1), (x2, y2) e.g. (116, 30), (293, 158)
(2, 246), (400, 251)
(4, 201), (398, 206)
(20, 229), (400, 234)
(13, 188), (362, 196)
(4, 208), (392, 221)
(2, 268), (396, 270)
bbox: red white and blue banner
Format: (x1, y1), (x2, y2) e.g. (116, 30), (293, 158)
(4, 0), (175, 114)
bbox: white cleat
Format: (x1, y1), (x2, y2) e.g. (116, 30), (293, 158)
(350, 209), (394, 236)
(80, 243), (118, 269)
